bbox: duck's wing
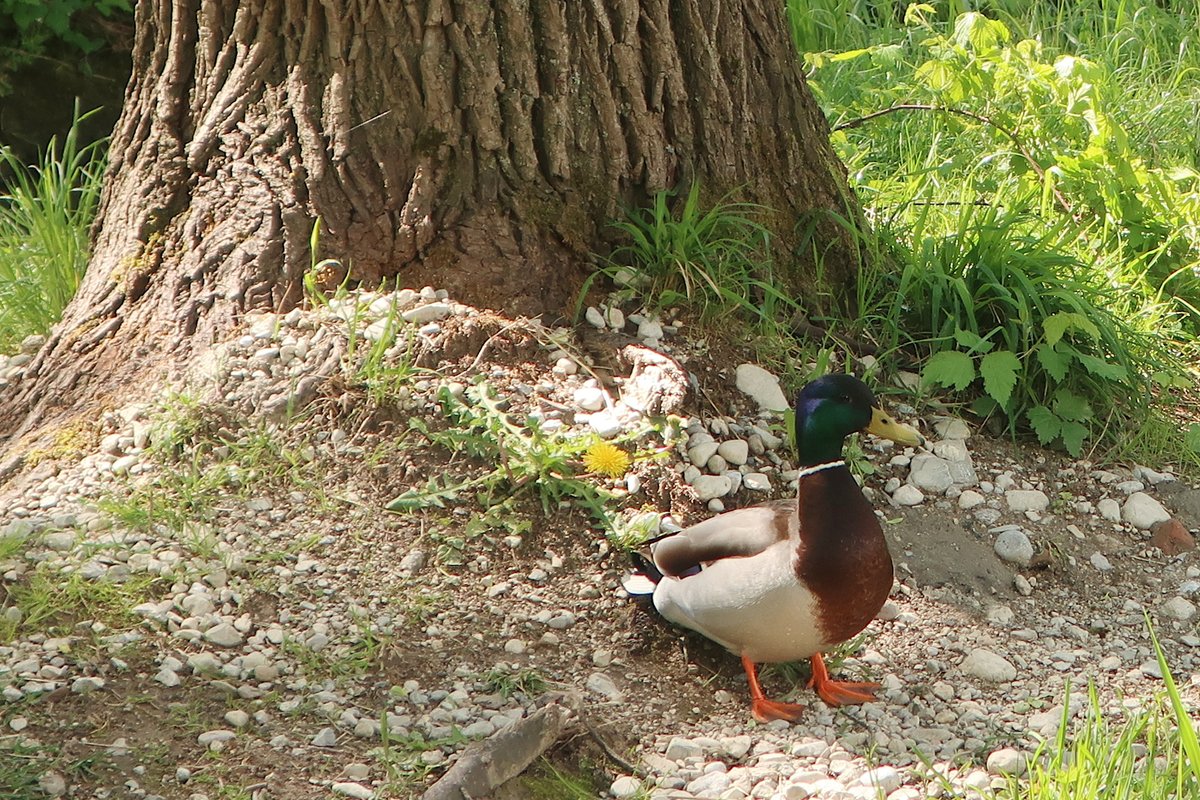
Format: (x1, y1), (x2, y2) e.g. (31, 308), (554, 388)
(652, 499), (796, 578)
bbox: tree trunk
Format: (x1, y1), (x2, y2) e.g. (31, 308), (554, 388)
(0, 0), (861, 468)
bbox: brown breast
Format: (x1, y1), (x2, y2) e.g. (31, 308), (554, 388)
(793, 469), (893, 645)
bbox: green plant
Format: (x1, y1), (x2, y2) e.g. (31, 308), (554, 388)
(0, 565), (161, 641)
(0, 104), (105, 352)
(387, 381), (626, 526)
(513, 758), (614, 800)
(0, 1), (131, 93)
(586, 183), (796, 324)
(482, 666), (547, 699)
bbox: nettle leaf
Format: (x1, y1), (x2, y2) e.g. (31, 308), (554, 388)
(923, 350), (975, 391)
(1027, 406), (1062, 445)
(1075, 352), (1127, 381)
(1052, 389), (1093, 422)
(979, 350), (1021, 408)
(1059, 420), (1089, 457)
(1035, 343), (1070, 382)
(953, 11), (1011, 52)
(1186, 424), (1200, 453)
(953, 328), (995, 354)
(1043, 312), (1101, 346)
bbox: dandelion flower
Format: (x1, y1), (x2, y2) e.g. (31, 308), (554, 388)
(583, 442), (631, 478)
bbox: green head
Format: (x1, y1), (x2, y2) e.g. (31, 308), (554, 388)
(794, 374), (924, 466)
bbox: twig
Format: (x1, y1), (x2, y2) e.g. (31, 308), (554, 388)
(834, 103), (1074, 217)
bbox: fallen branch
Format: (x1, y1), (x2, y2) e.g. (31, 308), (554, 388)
(421, 692), (581, 800)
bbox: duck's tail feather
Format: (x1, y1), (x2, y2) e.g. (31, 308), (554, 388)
(622, 551), (662, 596)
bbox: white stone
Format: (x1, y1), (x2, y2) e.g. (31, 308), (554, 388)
(958, 490), (986, 509)
(204, 623), (244, 647)
(1005, 489), (1049, 513)
(1089, 551), (1113, 571)
(742, 473), (772, 491)
(331, 782), (374, 799)
(585, 672), (624, 701)
(587, 410), (623, 438)
(994, 529), (1034, 566)
(908, 455), (954, 494)
(155, 668), (181, 687)
(687, 441), (721, 467)
(716, 439), (750, 466)
(38, 771), (66, 798)
(610, 775), (642, 798)
(573, 385), (606, 412)
(960, 648), (1017, 682)
(1122, 492), (1170, 529)
(1162, 596), (1197, 621)
(584, 306), (605, 328)
(400, 302), (452, 323)
(892, 485), (925, 506)
(637, 318), (664, 340)
(312, 727), (338, 747)
(606, 306), (625, 330)
(1098, 498), (1121, 522)
(665, 736), (704, 761)
(986, 747), (1028, 776)
(735, 364), (789, 412)
(691, 475), (732, 501)
(858, 766), (902, 794)
(932, 417), (971, 439)
(197, 730), (236, 746)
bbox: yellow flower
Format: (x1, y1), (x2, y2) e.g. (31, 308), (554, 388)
(583, 442), (631, 478)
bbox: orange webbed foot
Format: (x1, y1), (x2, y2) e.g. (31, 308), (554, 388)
(808, 651), (879, 707)
(750, 696), (807, 723)
(741, 654), (807, 723)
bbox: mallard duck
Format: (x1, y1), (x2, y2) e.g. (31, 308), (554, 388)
(624, 374), (924, 722)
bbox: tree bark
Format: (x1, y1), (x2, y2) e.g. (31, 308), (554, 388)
(0, 0), (862, 468)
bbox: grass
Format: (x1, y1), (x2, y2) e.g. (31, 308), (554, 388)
(779, 0), (1200, 468)
(0, 564), (162, 641)
(0, 104), (105, 353)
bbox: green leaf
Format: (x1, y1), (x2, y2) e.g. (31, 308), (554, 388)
(1034, 343), (1070, 383)
(1027, 406), (1061, 445)
(1059, 420), (1089, 457)
(1052, 389), (1093, 422)
(979, 350), (1021, 408)
(953, 328), (995, 354)
(1074, 353), (1126, 381)
(1043, 312), (1100, 346)
(1186, 424), (1200, 453)
(922, 350), (975, 391)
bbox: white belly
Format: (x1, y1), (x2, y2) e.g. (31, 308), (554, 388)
(652, 541), (826, 663)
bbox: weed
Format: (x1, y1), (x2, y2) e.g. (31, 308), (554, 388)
(585, 183), (798, 326)
(387, 381), (627, 527)
(482, 665), (547, 699)
(514, 758), (615, 800)
(0, 103), (105, 352)
(0, 566), (162, 641)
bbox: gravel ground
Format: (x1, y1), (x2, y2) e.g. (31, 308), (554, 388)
(1, 287), (1198, 799)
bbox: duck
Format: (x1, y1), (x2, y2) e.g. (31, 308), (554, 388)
(624, 373), (925, 722)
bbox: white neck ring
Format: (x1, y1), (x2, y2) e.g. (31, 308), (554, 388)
(796, 459), (846, 479)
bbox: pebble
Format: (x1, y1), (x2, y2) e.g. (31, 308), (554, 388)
(1005, 489), (1049, 513)
(331, 782), (374, 799)
(909, 455), (953, 494)
(716, 439), (749, 466)
(611, 775), (643, 798)
(892, 485), (925, 506)
(1122, 492), (1170, 529)
(586, 672), (624, 702)
(38, 771), (67, 798)
(585, 306), (606, 328)
(1089, 551), (1113, 571)
(1161, 596), (1196, 621)
(735, 364), (789, 412)
(993, 529), (1034, 566)
(743, 473), (772, 491)
(1150, 519), (1196, 555)
(204, 623), (245, 647)
(691, 475), (732, 501)
(960, 649), (1017, 682)
(957, 490), (985, 509)
(986, 748), (1028, 776)
(312, 727), (338, 747)
(1097, 498), (1121, 522)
